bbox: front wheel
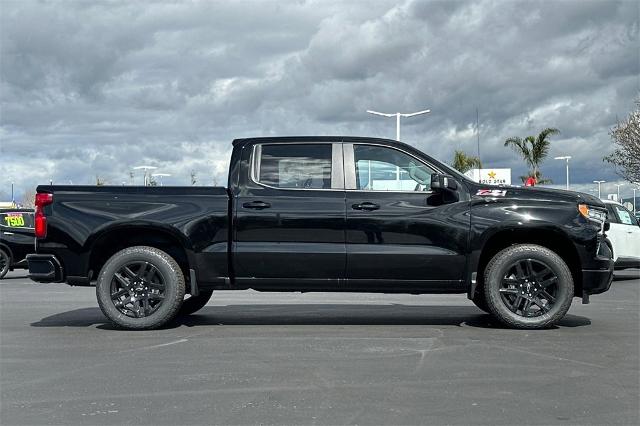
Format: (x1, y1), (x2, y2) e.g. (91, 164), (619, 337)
(96, 246), (185, 330)
(0, 249), (9, 279)
(484, 244), (574, 329)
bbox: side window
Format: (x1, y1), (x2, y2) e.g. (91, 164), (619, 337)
(254, 144), (332, 189)
(353, 145), (435, 191)
(0, 212), (34, 229)
(605, 204), (619, 223)
(613, 205), (637, 226)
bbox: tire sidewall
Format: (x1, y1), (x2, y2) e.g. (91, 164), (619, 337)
(96, 247), (184, 329)
(484, 245), (573, 328)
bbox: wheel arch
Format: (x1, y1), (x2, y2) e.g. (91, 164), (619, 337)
(87, 224), (193, 282)
(473, 225), (583, 298)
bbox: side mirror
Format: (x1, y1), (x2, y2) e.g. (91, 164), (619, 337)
(430, 173), (458, 191)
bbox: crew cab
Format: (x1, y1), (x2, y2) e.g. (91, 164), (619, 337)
(27, 136), (614, 329)
(0, 209), (35, 279)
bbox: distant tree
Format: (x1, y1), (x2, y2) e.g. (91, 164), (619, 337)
(519, 170), (553, 185)
(21, 189), (36, 209)
(451, 150), (482, 173)
(504, 128), (559, 184)
(148, 175), (158, 186)
(604, 102), (640, 183)
(190, 171), (197, 186)
(95, 176), (105, 186)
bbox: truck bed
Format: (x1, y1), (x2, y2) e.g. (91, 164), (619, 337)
(34, 185), (230, 286)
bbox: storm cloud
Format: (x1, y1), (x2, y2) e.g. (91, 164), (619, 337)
(1, 0), (638, 201)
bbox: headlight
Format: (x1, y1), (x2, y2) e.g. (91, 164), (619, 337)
(578, 204), (606, 223)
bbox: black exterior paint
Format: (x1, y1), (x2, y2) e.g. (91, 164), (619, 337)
(0, 209), (35, 271)
(28, 136), (614, 298)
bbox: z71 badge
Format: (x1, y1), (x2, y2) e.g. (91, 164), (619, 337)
(476, 189), (507, 197)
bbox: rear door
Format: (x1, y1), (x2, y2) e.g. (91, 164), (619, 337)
(343, 143), (469, 291)
(232, 142), (346, 288)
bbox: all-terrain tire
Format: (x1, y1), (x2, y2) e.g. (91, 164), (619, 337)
(484, 244), (574, 329)
(178, 290), (214, 316)
(96, 246), (185, 330)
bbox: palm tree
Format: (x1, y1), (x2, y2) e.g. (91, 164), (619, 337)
(504, 128), (559, 184)
(452, 150), (482, 173)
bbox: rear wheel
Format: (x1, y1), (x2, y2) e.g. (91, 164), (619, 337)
(0, 249), (9, 279)
(484, 244), (573, 329)
(178, 290), (213, 316)
(96, 246), (185, 329)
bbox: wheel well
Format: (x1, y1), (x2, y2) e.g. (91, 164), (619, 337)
(476, 229), (582, 297)
(88, 228), (190, 281)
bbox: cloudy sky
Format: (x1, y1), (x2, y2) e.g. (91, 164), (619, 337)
(1, 0), (638, 202)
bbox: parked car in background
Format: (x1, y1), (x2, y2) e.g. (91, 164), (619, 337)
(0, 209), (35, 279)
(603, 200), (640, 270)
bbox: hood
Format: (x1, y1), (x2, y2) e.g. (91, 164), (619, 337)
(468, 182), (605, 207)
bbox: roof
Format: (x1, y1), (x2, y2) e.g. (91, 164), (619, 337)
(232, 136), (401, 146)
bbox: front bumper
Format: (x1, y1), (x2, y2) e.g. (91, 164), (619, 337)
(581, 239), (614, 297)
(27, 254), (64, 283)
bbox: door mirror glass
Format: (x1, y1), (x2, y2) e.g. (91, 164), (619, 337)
(430, 173), (458, 191)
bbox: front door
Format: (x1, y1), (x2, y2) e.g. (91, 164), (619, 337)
(233, 141), (346, 288)
(343, 143), (469, 291)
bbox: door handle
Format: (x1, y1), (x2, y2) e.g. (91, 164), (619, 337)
(2, 232), (14, 235)
(242, 201), (271, 210)
(352, 202), (380, 211)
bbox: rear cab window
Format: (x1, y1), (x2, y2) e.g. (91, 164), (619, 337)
(252, 143), (342, 190)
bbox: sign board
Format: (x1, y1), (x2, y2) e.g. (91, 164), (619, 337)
(464, 168), (512, 185)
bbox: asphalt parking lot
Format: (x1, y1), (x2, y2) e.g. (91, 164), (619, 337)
(1, 270), (639, 425)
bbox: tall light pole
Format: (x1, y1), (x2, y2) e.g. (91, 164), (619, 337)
(133, 166), (157, 186)
(614, 183), (624, 202)
(593, 180), (606, 199)
(554, 156), (572, 190)
(633, 186), (637, 212)
(10, 181), (14, 204)
(366, 109), (431, 141)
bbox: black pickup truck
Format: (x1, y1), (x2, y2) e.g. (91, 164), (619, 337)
(28, 136), (613, 329)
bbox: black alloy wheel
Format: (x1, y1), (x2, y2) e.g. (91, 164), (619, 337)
(110, 261), (166, 318)
(498, 258), (559, 317)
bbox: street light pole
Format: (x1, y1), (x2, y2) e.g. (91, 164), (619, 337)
(593, 180), (606, 199)
(133, 166), (158, 186)
(633, 187), (637, 213)
(366, 109), (431, 141)
(614, 183), (624, 202)
(554, 156), (571, 190)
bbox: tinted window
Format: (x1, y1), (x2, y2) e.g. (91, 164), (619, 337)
(353, 145), (435, 191)
(0, 212), (34, 228)
(256, 144), (332, 189)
